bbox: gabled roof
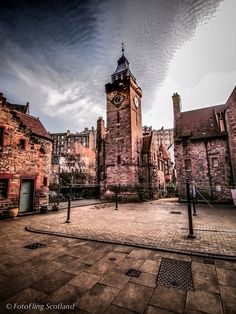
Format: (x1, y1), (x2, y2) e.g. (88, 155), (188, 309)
(159, 143), (169, 160)
(176, 104), (226, 139)
(12, 111), (52, 141)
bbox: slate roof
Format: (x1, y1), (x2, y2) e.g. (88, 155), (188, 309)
(176, 104), (226, 139)
(13, 111), (52, 141)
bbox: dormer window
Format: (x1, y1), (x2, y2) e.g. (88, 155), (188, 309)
(217, 112), (225, 132)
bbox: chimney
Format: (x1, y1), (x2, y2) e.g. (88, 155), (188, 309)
(172, 92), (182, 125)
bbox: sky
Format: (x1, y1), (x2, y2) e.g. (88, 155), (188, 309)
(0, 0), (235, 132)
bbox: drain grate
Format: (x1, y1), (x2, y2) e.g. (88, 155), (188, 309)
(109, 257), (117, 261)
(157, 258), (194, 291)
(24, 242), (47, 250)
(126, 269), (142, 278)
(170, 211), (181, 214)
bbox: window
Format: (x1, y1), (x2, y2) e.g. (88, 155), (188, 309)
(43, 177), (48, 187)
(117, 155), (121, 164)
(212, 157), (218, 168)
(182, 138), (189, 148)
(0, 127), (4, 148)
(0, 179), (8, 198)
(117, 111), (120, 124)
(19, 139), (26, 149)
(185, 159), (192, 172)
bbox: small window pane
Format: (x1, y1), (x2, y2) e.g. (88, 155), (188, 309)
(0, 179), (8, 198)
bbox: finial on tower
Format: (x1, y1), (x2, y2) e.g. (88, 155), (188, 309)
(121, 43), (125, 56)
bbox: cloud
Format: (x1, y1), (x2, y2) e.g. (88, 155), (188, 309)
(0, 0), (227, 132)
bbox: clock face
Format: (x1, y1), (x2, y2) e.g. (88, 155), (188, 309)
(134, 96), (139, 108)
(112, 94), (124, 106)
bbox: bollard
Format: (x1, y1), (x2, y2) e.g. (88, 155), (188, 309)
(66, 184), (72, 223)
(186, 179), (195, 238)
(192, 185), (197, 216)
(115, 186), (118, 210)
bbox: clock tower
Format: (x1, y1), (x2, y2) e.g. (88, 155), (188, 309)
(104, 45), (143, 190)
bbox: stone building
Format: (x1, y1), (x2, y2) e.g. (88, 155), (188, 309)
(173, 86), (236, 202)
(50, 128), (96, 185)
(0, 92), (52, 215)
(51, 127), (96, 156)
(153, 127), (174, 162)
(97, 48), (169, 200)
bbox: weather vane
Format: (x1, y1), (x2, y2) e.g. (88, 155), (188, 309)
(121, 43), (125, 56)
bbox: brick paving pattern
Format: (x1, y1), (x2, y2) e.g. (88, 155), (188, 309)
(28, 200), (236, 257)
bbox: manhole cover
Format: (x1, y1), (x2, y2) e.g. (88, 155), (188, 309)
(170, 211), (181, 214)
(109, 257), (117, 261)
(157, 258), (194, 291)
(24, 243), (47, 250)
(126, 269), (142, 278)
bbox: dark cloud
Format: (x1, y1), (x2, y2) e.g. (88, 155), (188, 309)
(0, 0), (223, 132)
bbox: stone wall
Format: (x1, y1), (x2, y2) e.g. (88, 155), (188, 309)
(0, 101), (52, 212)
(174, 137), (232, 201)
(225, 87), (236, 184)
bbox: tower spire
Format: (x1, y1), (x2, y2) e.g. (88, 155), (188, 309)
(121, 42), (125, 56)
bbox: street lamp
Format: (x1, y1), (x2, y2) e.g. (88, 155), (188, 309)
(66, 160), (75, 223)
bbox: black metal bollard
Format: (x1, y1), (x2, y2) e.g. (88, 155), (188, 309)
(192, 185), (197, 216)
(186, 179), (195, 238)
(66, 184), (72, 223)
(115, 186), (118, 210)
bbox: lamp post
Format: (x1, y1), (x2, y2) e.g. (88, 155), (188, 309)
(66, 160), (75, 223)
(186, 178), (195, 238)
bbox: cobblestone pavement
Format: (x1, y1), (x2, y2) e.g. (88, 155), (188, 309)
(27, 199), (236, 258)
(0, 214), (236, 314)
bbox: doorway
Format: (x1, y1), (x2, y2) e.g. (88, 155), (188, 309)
(19, 180), (34, 213)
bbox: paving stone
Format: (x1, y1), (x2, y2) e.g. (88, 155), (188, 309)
(150, 285), (186, 313)
(113, 282), (153, 313)
(215, 260), (236, 271)
(140, 259), (160, 274)
(100, 270), (131, 289)
(86, 260), (116, 276)
(114, 245), (134, 253)
(105, 304), (135, 314)
(131, 272), (157, 288)
(191, 262), (216, 274)
(76, 283), (119, 313)
(68, 271), (100, 296)
(145, 305), (177, 314)
(222, 301), (236, 314)
(216, 269), (236, 287)
(41, 283), (80, 306)
(128, 249), (152, 260)
(61, 261), (90, 275)
(54, 253), (80, 264)
(0, 287), (46, 313)
(116, 257), (145, 273)
(102, 251), (128, 264)
(30, 270), (76, 294)
(192, 271), (219, 293)
(148, 251), (165, 262)
(186, 290), (223, 314)
(219, 285), (236, 304)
